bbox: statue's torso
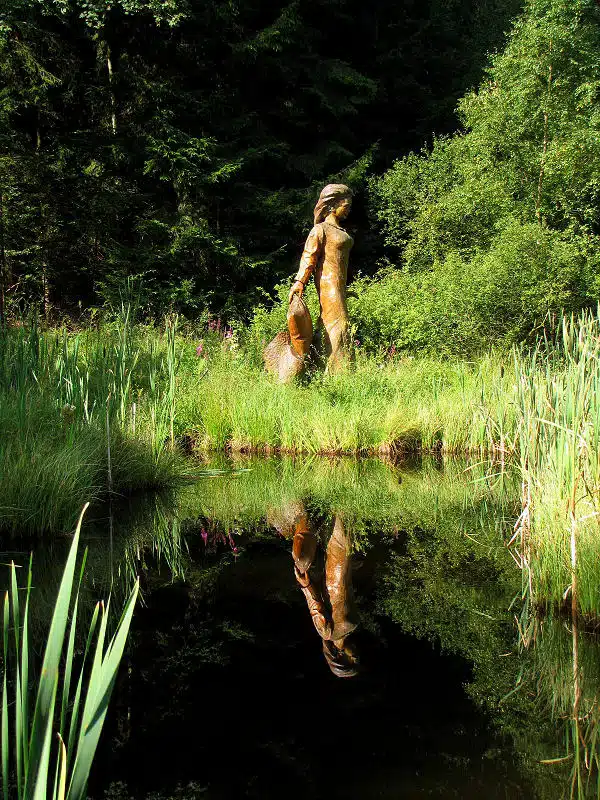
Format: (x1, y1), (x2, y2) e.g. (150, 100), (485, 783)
(314, 223), (354, 321)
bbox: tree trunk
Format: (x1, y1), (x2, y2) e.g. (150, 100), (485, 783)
(0, 190), (6, 326)
(106, 45), (117, 135)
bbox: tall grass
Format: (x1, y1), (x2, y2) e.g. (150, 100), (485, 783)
(177, 350), (521, 455)
(0, 310), (190, 536)
(5, 306), (600, 621)
(511, 312), (600, 617)
(1, 506), (139, 800)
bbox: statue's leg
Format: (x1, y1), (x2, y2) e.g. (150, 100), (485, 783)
(325, 515), (358, 641)
(291, 511), (333, 640)
(324, 316), (350, 374)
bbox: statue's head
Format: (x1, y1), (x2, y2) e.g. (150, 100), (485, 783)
(313, 183), (353, 225)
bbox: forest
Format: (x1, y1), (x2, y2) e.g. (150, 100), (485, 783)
(3, 1), (600, 798)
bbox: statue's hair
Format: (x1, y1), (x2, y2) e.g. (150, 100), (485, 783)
(313, 183), (353, 225)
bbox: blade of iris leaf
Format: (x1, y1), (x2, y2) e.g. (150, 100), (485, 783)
(67, 580), (139, 800)
(24, 504), (88, 800)
(31, 674), (58, 800)
(56, 735), (67, 800)
(66, 601), (109, 800)
(60, 549), (88, 740)
(21, 556), (32, 776)
(2, 592), (9, 800)
(66, 602), (99, 764)
(10, 561), (23, 798)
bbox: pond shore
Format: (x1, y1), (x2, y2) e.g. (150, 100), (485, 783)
(2, 312), (600, 618)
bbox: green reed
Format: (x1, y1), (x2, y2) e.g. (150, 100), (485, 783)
(1, 506), (138, 800)
(0, 310), (189, 536)
(512, 614), (600, 800)
(512, 311), (600, 616)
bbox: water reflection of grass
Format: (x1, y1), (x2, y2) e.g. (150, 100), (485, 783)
(177, 455), (520, 541)
(376, 496), (600, 800)
(516, 617), (600, 800)
(86, 455), (600, 799)
(16, 453), (600, 800)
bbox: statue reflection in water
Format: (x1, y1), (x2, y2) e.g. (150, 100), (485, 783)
(268, 502), (360, 677)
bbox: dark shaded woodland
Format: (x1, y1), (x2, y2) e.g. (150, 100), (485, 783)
(0, 0), (522, 317)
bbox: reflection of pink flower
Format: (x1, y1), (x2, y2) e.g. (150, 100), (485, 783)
(201, 528), (208, 545)
(196, 343), (204, 356)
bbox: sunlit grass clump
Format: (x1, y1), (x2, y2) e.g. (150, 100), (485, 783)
(178, 350), (520, 455)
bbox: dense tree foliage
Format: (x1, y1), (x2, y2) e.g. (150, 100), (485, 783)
(0, 0), (521, 319)
(369, 0), (600, 354)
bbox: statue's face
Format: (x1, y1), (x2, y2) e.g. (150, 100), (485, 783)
(334, 197), (352, 221)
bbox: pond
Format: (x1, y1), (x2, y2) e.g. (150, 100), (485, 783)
(17, 456), (600, 799)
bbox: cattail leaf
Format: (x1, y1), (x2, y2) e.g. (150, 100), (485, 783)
(24, 504), (88, 800)
(67, 580), (138, 800)
(2, 592), (9, 800)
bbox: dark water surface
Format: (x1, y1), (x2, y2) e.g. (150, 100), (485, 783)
(20, 456), (600, 798)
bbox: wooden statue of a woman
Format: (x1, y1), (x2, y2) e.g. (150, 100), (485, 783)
(263, 183), (354, 381)
(289, 183), (354, 373)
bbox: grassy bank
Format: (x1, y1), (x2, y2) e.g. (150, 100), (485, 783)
(0, 311), (519, 536)
(3, 308), (600, 621)
(0, 313), (191, 536)
(179, 351), (519, 455)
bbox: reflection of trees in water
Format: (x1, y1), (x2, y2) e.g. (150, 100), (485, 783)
(377, 521), (600, 799)
(17, 454), (600, 797)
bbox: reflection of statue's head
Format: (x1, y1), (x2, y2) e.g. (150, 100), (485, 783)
(323, 635), (360, 678)
(267, 501), (305, 535)
(314, 184), (353, 225)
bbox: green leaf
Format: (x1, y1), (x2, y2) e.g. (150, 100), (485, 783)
(24, 504), (89, 800)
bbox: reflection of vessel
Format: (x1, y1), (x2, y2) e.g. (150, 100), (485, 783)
(268, 501), (360, 677)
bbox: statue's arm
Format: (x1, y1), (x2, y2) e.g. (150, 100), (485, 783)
(289, 225), (324, 302)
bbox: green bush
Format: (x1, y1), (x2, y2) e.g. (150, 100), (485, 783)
(368, 0), (600, 354)
(349, 222), (594, 355)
